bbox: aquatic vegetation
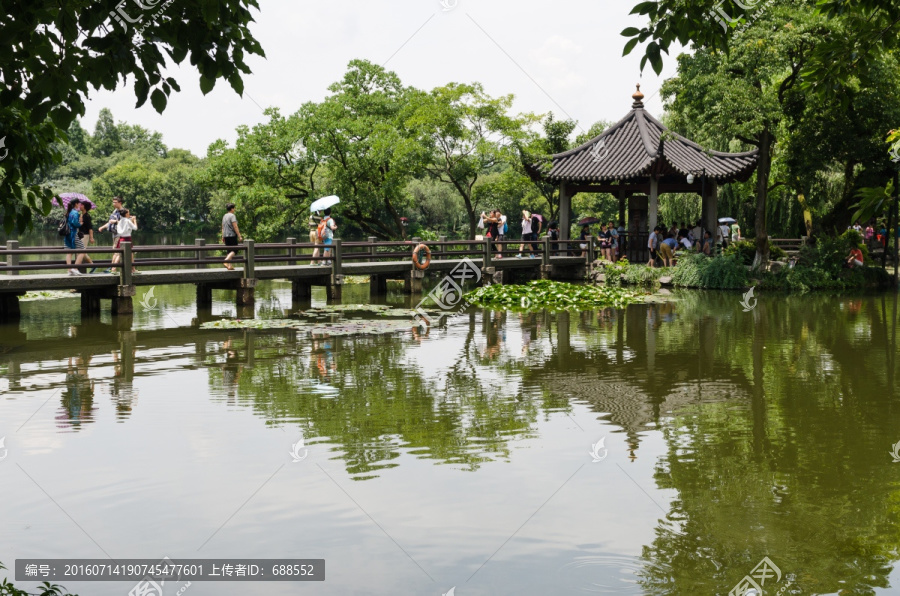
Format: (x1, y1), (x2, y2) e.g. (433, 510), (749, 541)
(201, 318), (311, 330)
(465, 280), (644, 310)
(201, 316), (418, 337)
(20, 290), (78, 301)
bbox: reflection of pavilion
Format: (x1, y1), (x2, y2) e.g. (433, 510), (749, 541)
(520, 303), (755, 459)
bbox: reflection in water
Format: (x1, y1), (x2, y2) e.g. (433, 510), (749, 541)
(4, 288), (900, 593)
(57, 354), (96, 430)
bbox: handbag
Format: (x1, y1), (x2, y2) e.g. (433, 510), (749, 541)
(476, 217), (485, 230)
(57, 219), (70, 237)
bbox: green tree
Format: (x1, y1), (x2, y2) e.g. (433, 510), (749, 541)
(91, 108), (122, 157)
(204, 108), (320, 240)
(514, 113), (578, 223)
(298, 60), (422, 239)
(0, 0), (264, 232)
(661, 7), (821, 267)
(406, 82), (534, 238)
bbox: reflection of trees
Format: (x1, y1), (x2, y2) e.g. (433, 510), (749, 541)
(204, 310), (580, 478)
(635, 293), (900, 595)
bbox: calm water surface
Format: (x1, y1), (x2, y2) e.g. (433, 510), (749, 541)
(2, 281), (900, 595)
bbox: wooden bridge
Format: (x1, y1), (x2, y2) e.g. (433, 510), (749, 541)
(0, 236), (591, 320)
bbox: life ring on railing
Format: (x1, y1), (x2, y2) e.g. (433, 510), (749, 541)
(412, 243), (431, 270)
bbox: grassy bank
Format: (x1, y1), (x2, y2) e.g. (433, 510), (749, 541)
(601, 232), (893, 292)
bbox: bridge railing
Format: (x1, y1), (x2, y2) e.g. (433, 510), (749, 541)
(1, 236), (590, 280)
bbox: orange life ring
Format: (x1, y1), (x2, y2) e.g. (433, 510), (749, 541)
(412, 243), (431, 270)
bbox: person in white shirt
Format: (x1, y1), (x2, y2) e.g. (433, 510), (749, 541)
(691, 220), (703, 250)
(719, 223), (731, 249)
(115, 208), (139, 274)
(518, 210), (534, 258)
(647, 226), (660, 267)
(678, 233), (693, 251)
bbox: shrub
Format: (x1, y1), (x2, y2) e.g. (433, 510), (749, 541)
(670, 253), (749, 289)
(603, 258), (663, 286)
(724, 239), (786, 265)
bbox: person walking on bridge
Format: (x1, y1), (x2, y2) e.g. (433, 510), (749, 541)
(308, 211), (322, 265)
(221, 203), (243, 271)
(319, 208), (337, 265)
(98, 196), (124, 273)
(64, 199), (86, 276)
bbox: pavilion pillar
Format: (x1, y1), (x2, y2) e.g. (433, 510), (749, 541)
(559, 182), (571, 241)
(704, 181), (719, 249)
(648, 177), (659, 232)
(618, 189), (627, 227)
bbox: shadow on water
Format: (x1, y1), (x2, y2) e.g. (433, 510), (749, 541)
(2, 284), (900, 593)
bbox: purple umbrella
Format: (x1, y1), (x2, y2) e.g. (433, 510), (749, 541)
(53, 192), (96, 210)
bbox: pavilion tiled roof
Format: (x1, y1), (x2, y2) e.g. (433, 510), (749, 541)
(531, 86), (759, 184)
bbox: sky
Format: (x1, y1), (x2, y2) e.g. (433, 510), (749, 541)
(81, 0), (683, 157)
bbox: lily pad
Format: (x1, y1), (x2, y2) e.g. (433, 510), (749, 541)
(465, 280), (645, 311)
(200, 318), (312, 330)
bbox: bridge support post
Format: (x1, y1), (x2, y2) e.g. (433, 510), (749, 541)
(236, 278), (256, 306)
(112, 285), (135, 315)
(326, 275), (343, 301)
(197, 283), (213, 306)
(291, 279), (311, 300)
(81, 291), (101, 316)
(370, 274), (388, 296)
(0, 292), (22, 321)
(404, 269), (424, 294)
(236, 240), (257, 307)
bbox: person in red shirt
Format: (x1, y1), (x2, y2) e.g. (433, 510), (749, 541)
(847, 247), (864, 268)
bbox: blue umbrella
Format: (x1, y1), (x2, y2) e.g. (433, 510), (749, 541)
(309, 195), (340, 213)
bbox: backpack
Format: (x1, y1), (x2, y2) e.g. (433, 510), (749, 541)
(503, 221), (508, 235)
(57, 218), (70, 237)
(316, 217), (331, 241)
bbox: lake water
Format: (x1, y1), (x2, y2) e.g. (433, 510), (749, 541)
(2, 281), (900, 595)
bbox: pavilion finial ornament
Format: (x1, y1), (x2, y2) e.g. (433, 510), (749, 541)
(632, 84), (645, 108)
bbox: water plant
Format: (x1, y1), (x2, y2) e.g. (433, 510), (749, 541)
(465, 280), (643, 310)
